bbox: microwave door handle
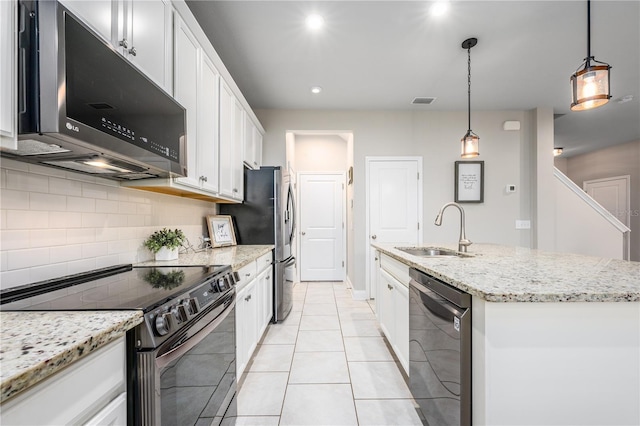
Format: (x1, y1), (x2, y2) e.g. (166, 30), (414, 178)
(155, 298), (235, 371)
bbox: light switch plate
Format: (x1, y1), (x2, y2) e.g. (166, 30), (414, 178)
(515, 220), (531, 229)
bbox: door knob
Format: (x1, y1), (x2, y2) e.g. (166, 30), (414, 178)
(371, 235), (377, 240)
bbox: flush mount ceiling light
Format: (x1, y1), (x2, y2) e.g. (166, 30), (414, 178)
(553, 147), (564, 157)
(570, 0), (612, 111)
(460, 37), (479, 158)
(305, 14), (324, 30)
(310, 86), (322, 94)
(430, 0), (450, 17)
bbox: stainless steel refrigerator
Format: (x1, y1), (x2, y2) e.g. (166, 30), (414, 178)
(220, 166), (296, 322)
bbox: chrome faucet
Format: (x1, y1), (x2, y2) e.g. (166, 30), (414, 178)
(434, 202), (472, 252)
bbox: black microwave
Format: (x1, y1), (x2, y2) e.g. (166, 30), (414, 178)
(2, 0), (187, 180)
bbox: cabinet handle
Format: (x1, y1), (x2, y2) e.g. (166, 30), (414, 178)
(387, 284), (393, 290)
(253, 161), (257, 166)
(119, 38), (128, 48)
(266, 276), (271, 280)
(301, 231), (306, 236)
(233, 188), (238, 193)
(128, 46), (137, 56)
(371, 235), (377, 240)
(375, 257), (378, 261)
(245, 295), (250, 301)
(245, 273), (251, 277)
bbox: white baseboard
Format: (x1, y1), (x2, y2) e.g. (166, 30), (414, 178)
(351, 289), (368, 301)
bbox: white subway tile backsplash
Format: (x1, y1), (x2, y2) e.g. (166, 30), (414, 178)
(1, 269), (31, 290)
(27, 163), (67, 178)
(1, 189), (30, 210)
(95, 199), (119, 214)
(67, 258), (97, 275)
(49, 245), (82, 263)
(7, 247), (50, 270)
(6, 210), (49, 229)
(1, 230), (30, 250)
(49, 176), (82, 196)
(29, 263), (69, 283)
(67, 228), (95, 244)
(82, 242), (109, 258)
(29, 229), (67, 248)
(118, 201), (137, 215)
(50, 211), (82, 228)
(82, 182), (108, 200)
(5, 169), (49, 193)
(67, 196), (96, 213)
(29, 193), (67, 211)
(81, 212), (108, 228)
(1, 163), (218, 283)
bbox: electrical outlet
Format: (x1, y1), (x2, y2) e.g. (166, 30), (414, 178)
(515, 220), (531, 229)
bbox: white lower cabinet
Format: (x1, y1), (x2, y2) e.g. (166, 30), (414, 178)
(0, 0), (17, 150)
(235, 251), (273, 379)
(377, 255), (410, 374)
(0, 337), (127, 425)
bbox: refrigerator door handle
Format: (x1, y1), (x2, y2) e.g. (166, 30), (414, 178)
(287, 184), (296, 244)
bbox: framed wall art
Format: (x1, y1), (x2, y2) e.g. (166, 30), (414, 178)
(206, 215), (237, 247)
(455, 161), (484, 203)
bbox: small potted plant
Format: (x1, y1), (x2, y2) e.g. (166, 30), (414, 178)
(144, 228), (186, 261)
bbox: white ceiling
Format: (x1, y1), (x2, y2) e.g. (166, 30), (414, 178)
(185, 0), (640, 157)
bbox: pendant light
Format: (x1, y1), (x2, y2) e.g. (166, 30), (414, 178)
(570, 0), (611, 111)
(461, 38), (479, 158)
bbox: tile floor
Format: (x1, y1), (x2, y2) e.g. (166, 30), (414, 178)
(227, 281), (423, 426)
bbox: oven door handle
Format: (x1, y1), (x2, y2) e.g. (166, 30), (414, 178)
(155, 297), (235, 371)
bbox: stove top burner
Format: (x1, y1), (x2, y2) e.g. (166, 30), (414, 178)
(0, 264), (231, 312)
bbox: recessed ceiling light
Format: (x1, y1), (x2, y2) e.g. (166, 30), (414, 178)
(306, 14), (324, 30)
(430, 1), (450, 17)
(310, 86), (322, 94)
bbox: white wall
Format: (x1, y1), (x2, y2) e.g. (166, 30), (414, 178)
(0, 159), (217, 289)
(257, 109), (533, 291)
(294, 134), (348, 172)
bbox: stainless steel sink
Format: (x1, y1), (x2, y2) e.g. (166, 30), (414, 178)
(396, 247), (469, 257)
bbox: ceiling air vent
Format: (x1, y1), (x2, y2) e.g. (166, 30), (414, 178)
(412, 97), (437, 105)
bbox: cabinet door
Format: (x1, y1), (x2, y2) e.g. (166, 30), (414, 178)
(173, 15), (200, 188)
(235, 284), (248, 378)
(378, 269), (395, 340)
(197, 54), (220, 193)
(393, 281), (409, 374)
(84, 392), (127, 426)
(243, 118), (258, 169)
(232, 99), (245, 200)
(58, 0), (114, 43)
(0, 0), (17, 149)
(127, 0), (172, 92)
(218, 80), (235, 198)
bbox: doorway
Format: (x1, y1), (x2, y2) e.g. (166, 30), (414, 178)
(286, 131), (354, 284)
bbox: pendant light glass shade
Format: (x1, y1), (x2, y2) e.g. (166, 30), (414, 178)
(460, 38), (479, 158)
(570, 64), (611, 111)
(570, 0), (611, 111)
(461, 131), (479, 158)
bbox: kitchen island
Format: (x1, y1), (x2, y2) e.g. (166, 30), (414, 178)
(373, 243), (640, 426)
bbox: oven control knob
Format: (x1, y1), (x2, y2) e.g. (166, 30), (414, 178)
(177, 304), (189, 322)
(187, 297), (200, 315)
(155, 312), (173, 336)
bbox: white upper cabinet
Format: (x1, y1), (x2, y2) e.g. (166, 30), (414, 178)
(173, 14), (199, 188)
(197, 54), (220, 194)
(219, 79), (244, 201)
(59, 0), (172, 93)
(0, 0), (17, 149)
(244, 117), (263, 170)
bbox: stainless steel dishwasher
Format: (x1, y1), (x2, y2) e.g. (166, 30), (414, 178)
(409, 268), (471, 426)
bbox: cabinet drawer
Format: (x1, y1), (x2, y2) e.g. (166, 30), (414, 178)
(256, 251), (273, 273)
(380, 254), (410, 287)
(235, 261), (257, 291)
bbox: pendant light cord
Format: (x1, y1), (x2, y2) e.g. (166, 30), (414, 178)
(467, 45), (472, 132)
(586, 0), (592, 62)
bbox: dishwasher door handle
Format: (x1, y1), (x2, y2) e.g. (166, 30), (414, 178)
(411, 279), (468, 323)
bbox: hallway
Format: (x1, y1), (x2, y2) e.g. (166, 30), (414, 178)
(225, 281), (423, 425)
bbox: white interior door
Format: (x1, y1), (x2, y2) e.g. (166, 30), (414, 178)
(299, 173), (346, 281)
(584, 175), (631, 227)
(366, 157), (422, 298)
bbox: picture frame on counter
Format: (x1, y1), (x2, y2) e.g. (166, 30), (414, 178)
(206, 215), (237, 247)
(455, 161), (484, 203)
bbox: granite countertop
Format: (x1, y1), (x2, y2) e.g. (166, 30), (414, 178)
(373, 243), (640, 303)
(135, 244), (274, 271)
(0, 310), (142, 403)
